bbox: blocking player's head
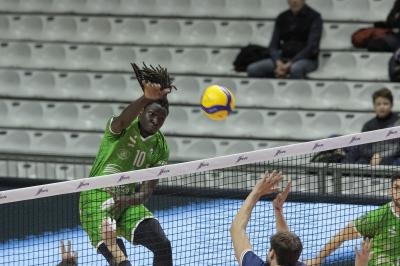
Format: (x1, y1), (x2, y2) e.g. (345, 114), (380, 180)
(372, 88), (393, 118)
(268, 231), (303, 266)
(391, 173), (400, 208)
(132, 63), (175, 135)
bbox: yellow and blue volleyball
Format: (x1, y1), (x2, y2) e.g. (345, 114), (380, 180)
(200, 85), (235, 121)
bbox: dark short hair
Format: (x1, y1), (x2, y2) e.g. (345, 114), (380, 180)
(270, 231), (303, 266)
(372, 88), (393, 105)
(391, 173), (400, 184)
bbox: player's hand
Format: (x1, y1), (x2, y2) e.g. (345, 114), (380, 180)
(282, 61), (292, 71)
(355, 238), (372, 266)
(252, 170), (282, 198)
(304, 258), (322, 266)
(273, 180), (291, 212)
(60, 240), (77, 265)
(276, 60), (285, 68)
(142, 80), (171, 101)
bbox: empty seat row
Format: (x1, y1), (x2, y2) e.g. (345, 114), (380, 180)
(0, 100), (122, 131)
(0, 42), (238, 75)
(0, 41), (392, 80)
(0, 15), (367, 50)
(165, 107), (373, 140)
(0, 0), (392, 22)
(0, 100), (374, 140)
(0, 128), (294, 163)
(0, 70), (141, 100)
(0, 69), (397, 112)
(310, 52), (391, 81)
(0, 160), (91, 180)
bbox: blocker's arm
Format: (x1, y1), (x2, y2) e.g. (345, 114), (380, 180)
(230, 171), (282, 263)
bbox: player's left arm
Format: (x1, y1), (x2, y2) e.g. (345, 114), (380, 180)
(272, 180), (292, 233)
(230, 171), (282, 264)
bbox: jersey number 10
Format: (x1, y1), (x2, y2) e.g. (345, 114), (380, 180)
(133, 150), (146, 167)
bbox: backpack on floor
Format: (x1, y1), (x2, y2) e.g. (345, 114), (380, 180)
(233, 44), (269, 72)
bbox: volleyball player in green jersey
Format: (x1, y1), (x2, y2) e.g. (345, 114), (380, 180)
(80, 64), (175, 266)
(307, 173), (400, 266)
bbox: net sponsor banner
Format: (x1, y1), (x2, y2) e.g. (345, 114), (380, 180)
(0, 126), (399, 204)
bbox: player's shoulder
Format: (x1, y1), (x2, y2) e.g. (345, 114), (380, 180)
(364, 203), (392, 218)
(241, 250), (266, 266)
(378, 202), (392, 212)
(155, 131), (169, 151)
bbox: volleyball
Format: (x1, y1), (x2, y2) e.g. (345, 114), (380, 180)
(200, 85), (235, 121)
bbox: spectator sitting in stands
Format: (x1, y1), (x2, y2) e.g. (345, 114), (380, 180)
(344, 88), (400, 166)
(247, 0), (322, 79)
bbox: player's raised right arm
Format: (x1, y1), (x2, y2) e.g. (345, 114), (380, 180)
(111, 81), (169, 134)
(306, 223), (359, 265)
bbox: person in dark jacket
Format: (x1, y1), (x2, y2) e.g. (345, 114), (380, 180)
(247, 0), (322, 79)
(344, 88), (400, 165)
(370, 0), (400, 52)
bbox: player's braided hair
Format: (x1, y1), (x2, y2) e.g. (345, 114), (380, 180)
(131, 62), (176, 92)
(131, 62), (176, 113)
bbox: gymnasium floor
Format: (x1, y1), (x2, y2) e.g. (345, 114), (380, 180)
(0, 199), (377, 265)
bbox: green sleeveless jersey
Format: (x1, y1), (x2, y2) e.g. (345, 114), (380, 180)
(354, 202), (400, 266)
(88, 117), (169, 195)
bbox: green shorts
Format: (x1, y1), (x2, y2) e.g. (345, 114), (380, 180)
(79, 189), (154, 248)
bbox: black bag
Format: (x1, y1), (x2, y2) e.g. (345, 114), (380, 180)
(233, 44), (269, 72)
(310, 149), (346, 163)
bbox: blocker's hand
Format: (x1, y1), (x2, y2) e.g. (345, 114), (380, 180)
(273, 180), (292, 212)
(59, 240), (78, 266)
(252, 170), (283, 198)
(355, 238), (372, 266)
(142, 80), (171, 101)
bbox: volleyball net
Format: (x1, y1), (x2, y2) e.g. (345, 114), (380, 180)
(0, 127), (399, 265)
